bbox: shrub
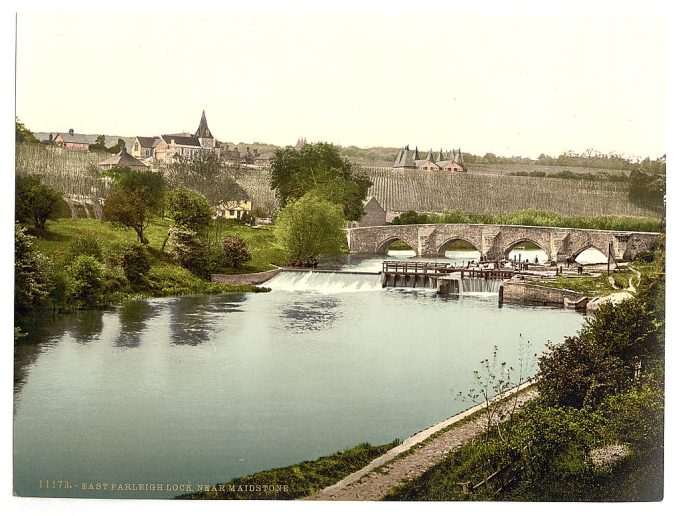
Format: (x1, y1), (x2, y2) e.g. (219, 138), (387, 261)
(168, 226), (208, 277)
(222, 236), (252, 269)
(121, 243), (151, 286)
(102, 266), (129, 293)
(537, 336), (631, 409)
(66, 234), (103, 262)
(66, 255), (106, 308)
(14, 224), (51, 315)
(15, 174), (62, 229)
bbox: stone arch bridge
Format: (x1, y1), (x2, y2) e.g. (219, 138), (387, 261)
(347, 224), (659, 262)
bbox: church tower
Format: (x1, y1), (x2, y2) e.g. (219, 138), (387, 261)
(195, 110), (215, 149)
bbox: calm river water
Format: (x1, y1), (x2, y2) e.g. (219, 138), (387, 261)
(13, 253), (585, 499)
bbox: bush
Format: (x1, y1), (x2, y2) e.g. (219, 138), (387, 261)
(537, 336), (631, 409)
(66, 255), (106, 308)
(15, 174), (62, 229)
(121, 243), (151, 286)
(66, 234), (103, 262)
(14, 224), (51, 315)
(168, 226), (208, 278)
(102, 266), (129, 293)
(222, 236), (252, 269)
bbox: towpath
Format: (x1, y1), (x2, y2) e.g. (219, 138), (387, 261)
(304, 386), (538, 501)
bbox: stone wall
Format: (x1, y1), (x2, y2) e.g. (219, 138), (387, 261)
(347, 223), (659, 261)
(211, 269), (280, 285)
(502, 280), (583, 305)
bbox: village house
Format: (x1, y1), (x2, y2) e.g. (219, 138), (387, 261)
(253, 150), (276, 166)
(53, 129), (90, 151)
(130, 136), (160, 160)
(215, 183), (252, 221)
(393, 145), (465, 172)
(97, 147), (148, 171)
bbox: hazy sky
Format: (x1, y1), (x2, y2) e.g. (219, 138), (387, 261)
(16, 11), (667, 159)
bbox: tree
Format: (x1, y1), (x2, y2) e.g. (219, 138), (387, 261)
(16, 118), (39, 144)
(89, 135), (108, 152)
(270, 142), (372, 221)
(166, 188), (213, 232)
(14, 224), (51, 315)
(107, 138), (126, 154)
(120, 243), (151, 286)
(222, 236), (251, 269)
(274, 192), (346, 261)
(15, 174), (62, 230)
(165, 153), (243, 205)
(102, 167), (165, 244)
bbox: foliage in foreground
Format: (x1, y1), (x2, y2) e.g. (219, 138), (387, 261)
(178, 440), (400, 500)
(386, 249), (664, 501)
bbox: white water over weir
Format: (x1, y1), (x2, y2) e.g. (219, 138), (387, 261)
(446, 277), (503, 295)
(264, 269), (503, 296)
(264, 270), (383, 293)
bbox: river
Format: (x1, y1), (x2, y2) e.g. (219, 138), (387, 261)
(13, 252), (585, 499)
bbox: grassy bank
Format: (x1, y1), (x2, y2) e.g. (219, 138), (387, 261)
(21, 217), (282, 308)
(177, 441), (400, 500)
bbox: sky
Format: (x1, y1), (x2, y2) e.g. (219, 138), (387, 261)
(15, 11), (667, 159)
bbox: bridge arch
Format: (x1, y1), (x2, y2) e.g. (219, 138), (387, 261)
(503, 238), (549, 261)
(437, 237), (481, 256)
(376, 236), (418, 255)
(571, 244), (609, 264)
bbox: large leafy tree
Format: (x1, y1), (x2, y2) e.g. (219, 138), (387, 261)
(164, 153), (242, 205)
(15, 174), (62, 229)
(274, 192), (346, 261)
(166, 187), (213, 233)
(270, 142), (372, 221)
(102, 167), (165, 244)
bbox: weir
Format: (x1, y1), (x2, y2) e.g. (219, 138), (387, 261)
(263, 270), (382, 293)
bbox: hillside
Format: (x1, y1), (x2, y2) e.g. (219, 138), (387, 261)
(16, 143), (659, 220)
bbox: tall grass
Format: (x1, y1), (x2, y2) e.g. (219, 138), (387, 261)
(398, 209), (660, 233)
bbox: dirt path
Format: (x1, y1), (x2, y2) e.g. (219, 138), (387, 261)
(304, 386), (538, 501)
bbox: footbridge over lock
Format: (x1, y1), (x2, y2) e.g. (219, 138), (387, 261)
(347, 224), (660, 262)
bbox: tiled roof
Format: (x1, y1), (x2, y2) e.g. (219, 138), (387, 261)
(136, 136), (159, 148)
(161, 134), (202, 147)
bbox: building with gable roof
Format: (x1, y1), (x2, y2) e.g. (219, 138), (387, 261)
(393, 144), (465, 172)
(131, 111), (221, 164)
(97, 146), (148, 171)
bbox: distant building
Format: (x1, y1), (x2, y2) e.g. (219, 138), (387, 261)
(294, 137), (307, 149)
(215, 183), (252, 221)
(53, 129), (90, 151)
(130, 136), (160, 159)
(254, 150), (277, 166)
(357, 197), (387, 227)
(393, 145), (465, 172)
(132, 111), (221, 164)
(97, 147), (148, 171)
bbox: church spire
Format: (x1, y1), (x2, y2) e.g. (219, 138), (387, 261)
(195, 110), (213, 139)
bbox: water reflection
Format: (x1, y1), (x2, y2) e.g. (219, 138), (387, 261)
(115, 300), (161, 348)
(68, 310), (104, 344)
(280, 297), (340, 333)
(169, 294), (245, 346)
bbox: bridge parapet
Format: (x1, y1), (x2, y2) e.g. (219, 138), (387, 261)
(347, 224), (659, 261)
